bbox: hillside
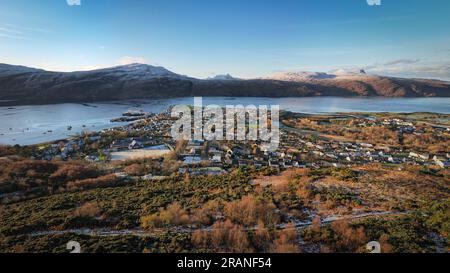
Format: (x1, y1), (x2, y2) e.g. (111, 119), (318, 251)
(0, 63), (449, 106)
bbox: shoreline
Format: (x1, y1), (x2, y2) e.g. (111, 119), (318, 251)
(2, 94), (450, 108)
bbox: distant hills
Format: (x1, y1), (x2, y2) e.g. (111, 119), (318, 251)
(0, 63), (449, 106)
(207, 74), (241, 81)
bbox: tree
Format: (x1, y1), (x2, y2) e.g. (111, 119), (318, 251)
(141, 202), (190, 229)
(379, 234), (393, 253)
(311, 216), (322, 233)
(74, 202), (101, 218)
(192, 220), (252, 253)
(270, 223), (300, 253)
(223, 196), (280, 227)
(192, 200), (221, 226)
(331, 220), (367, 252)
(252, 221), (272, 252)
(123, 163), (144, 176)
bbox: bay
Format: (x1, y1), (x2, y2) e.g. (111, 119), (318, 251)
(0, 97), (449, 145)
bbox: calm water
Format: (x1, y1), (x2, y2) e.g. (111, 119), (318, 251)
(0, 97), (449, 145)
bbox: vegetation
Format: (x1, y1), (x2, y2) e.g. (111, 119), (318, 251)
(0, 149), (448, 253)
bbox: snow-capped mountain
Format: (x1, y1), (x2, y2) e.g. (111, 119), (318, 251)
(207, 74), (240, 81)
(69, 63), (189, 80)
(267, 71), (337, 81)
(0, 63), (44, 75)
(91, 63), (185, 78)
(0, 63), (449, 106)
(266, 70), (373, 82)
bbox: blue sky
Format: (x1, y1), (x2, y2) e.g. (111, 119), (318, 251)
(0, 0), (449, 80)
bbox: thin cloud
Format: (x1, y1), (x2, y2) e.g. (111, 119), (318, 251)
(2, 23), (51, 34)
(0, 23), (51, 40)
(0, 32), (26, 40)
(0, 27), (23, 35)
(275, 15), (413, 31)
(383, 59), (421, 66)
(362, 59), (450, 80)
(77, 56), (150, 71)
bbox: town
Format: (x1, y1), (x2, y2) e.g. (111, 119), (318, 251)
(1, 108), (448, 254)
(19, 108), (449, 176)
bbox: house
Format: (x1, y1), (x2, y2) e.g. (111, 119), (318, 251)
(89, 136), (101, 142)
(85, 155), (99, 162)
(238, 160), (248, 167)
(269, 160), (279, 168)
(182, 167), (221, 176)
(433, 155), (446, 162)
(183, 156), (202, 165)
(128, 139), (143, 150)
(211, 154), (222, 163)
(114, 172), (129, 179)
(409, 152), (429, 161)
(435, 160), (450, 169)
(141, 174), (154, 180)
(110, 140), (130, 151)
(284, 161), (293, 168)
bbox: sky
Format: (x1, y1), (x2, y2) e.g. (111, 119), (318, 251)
(0, 0), (449, 80)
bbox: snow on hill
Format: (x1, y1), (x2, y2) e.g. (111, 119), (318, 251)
(82, 63), (187, 79)
(207, 74), (240, 81)
(267, 71), (336, 81)
(1, 63), (449, 106)
(0, 63), (188, 80)
(266, 70), (374, 82)
(0, 64), (44, 75)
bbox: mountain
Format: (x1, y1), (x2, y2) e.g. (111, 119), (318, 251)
(0, 64), (44, 75)
(268, 71), (337, 81)
(265, 71), (450, 97)
(0, 63), (194, 105)
(78, 63), (187, 79)
(207, 74), (240, 81)
(0, 63), (449, 106)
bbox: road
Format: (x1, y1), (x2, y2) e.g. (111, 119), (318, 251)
(28, 211), (408, 238)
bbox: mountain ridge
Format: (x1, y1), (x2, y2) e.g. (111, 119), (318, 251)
(207, 74), (241, 81)
(0, 63), (449, 106)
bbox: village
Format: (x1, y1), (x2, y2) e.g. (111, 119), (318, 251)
(24, 108), (450, 176)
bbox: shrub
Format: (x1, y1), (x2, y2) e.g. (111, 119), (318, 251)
(50, 164), (100, 183)
(270, 223), (300, 253)
(141, 203), (191, 229)
(331, 220), (367, 252)
(74, 202), (101, 218)
(252, 221), (272, 252)
(66, 174), (119, 191)
(423, 200), (450, 241)
(192, 220), (252, 253)
(123, 164), (145, 176)
(223, 196), (280, 227)
(192, 200), (222, 226)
